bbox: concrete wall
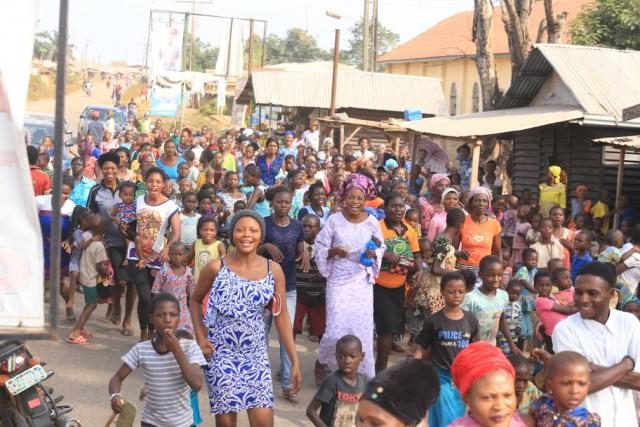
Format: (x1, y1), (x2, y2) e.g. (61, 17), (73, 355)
(384, 55), (513, 115)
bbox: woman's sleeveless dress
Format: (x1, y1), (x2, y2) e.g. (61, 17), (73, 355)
(203, 260), (275, 414)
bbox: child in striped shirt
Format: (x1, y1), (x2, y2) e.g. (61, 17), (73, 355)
(108, 293), (206, 427)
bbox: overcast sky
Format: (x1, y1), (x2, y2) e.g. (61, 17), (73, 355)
(36, 0), (473, 65)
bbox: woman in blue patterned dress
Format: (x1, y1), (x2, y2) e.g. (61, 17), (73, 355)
(190, 210), (301, 426)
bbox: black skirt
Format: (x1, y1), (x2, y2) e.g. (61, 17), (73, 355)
(373, 284), (405, 335)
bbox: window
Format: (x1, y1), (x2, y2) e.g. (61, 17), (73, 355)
(472, 82), (480, 113)
(449, 83), (458, 116)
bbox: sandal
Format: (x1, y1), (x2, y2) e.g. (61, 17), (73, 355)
(281, 389), (296, 401)
(80, 329), (92, 338)
(66, 335), (89, 345)
(121, 328), (134, 337)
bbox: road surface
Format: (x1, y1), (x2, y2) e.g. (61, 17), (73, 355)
(26, 79), (113, 138)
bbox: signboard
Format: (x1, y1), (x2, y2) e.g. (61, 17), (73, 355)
(149, 21), (184, 79)
(149, 84), (182, 117)
(0, 0), (44, 328)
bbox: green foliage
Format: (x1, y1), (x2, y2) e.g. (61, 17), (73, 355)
(343, 20), (400, 70)
(182, 33), (219, 72)
(571, 0), (640, 49)
(244, 34), (264, 69)
(264, 28), (332, 64)
(33, 30), (75, 62)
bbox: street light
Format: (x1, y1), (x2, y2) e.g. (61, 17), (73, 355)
(326, 11), (342, 117)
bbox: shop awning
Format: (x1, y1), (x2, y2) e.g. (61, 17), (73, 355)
(593, 135), (640, 150)
(398, 105), (585, 138)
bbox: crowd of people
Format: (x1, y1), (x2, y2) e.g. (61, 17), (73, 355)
(27, 110), (640, 427)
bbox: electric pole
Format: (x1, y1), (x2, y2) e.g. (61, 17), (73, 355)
(371, 0), (378, 72)
(363, 0), (370, 71)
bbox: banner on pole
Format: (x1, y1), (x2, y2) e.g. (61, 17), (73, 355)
(0, 0), (44, 328)
(149, 84), (182, 117)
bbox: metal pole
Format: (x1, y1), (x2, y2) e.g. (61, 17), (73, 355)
(329, 29), (340, 117)
(51, 0), (70, 334)
(363, 0), (370, 71)
(226, 18), (234, 77)
(145, 10), (153, 70)
(261, 21), (267, 67)
(248, 18), (254, 74)
(179, 14), (189, 129)
(371, 0), (378, 72)
(613, 147), (625, 229)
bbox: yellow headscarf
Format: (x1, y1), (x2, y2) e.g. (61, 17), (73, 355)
(548, 165), (562, 185)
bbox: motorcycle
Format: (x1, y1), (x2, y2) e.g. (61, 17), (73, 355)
(0, 341), (80, 427)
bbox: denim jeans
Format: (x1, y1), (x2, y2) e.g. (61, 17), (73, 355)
(264, 290), (296, 391)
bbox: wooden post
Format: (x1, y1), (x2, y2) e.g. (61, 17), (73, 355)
(613, 147), (625, 229)
(247, 19), (254, 74)
(470, 139), (483, 189)
(409, 133), (420, 194)
(329, 29), (340, 117)
(340, 125), (345, 152)
(394, 136), (400, 156)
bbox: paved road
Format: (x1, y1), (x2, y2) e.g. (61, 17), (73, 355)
(26, 79), (114, 138)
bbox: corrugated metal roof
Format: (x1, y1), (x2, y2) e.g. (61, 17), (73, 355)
(398, 105), (584, 138)
(593, 135), (640, 151)
(502, 44), (640, 123)
(263, 61), (355, 72)
(235, 70), (446, 115)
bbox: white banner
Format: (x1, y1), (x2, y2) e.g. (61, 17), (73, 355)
(149, 21), (184, 78)
(0, 0), (43, 328)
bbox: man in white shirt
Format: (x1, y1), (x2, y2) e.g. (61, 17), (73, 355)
(352, 136), (375, 163)
(553, 261), (640, 427)
(302, 119), (320, 153)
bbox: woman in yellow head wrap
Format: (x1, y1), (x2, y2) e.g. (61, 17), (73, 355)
(538, 165), (566, 218)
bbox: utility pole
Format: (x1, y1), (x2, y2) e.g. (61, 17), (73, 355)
(330, 29), (340, 117)
(371, 0), (378, 72)
(362, 0), (370, 71)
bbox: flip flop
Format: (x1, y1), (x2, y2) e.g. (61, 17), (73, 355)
(115, 400), (136, 427)
(80, 329), (92, 338)
(66, 335), (89, 345)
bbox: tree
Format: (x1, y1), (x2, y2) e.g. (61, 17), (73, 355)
(501, 0), (533, 82)
(570, 0), (640, 49)
(32, 30), (74, 62)
(244, 33), (264, 70)
(182, 33), (219, 72)
(263, 28), (331, 64)
(473, 0), (500, 112)
(343, 20), (400, 70)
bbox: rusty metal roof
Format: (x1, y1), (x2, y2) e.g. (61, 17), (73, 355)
(593, 135), (640, 151)
(502, 44), (640, 126)
(235, 69), (446, 115)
